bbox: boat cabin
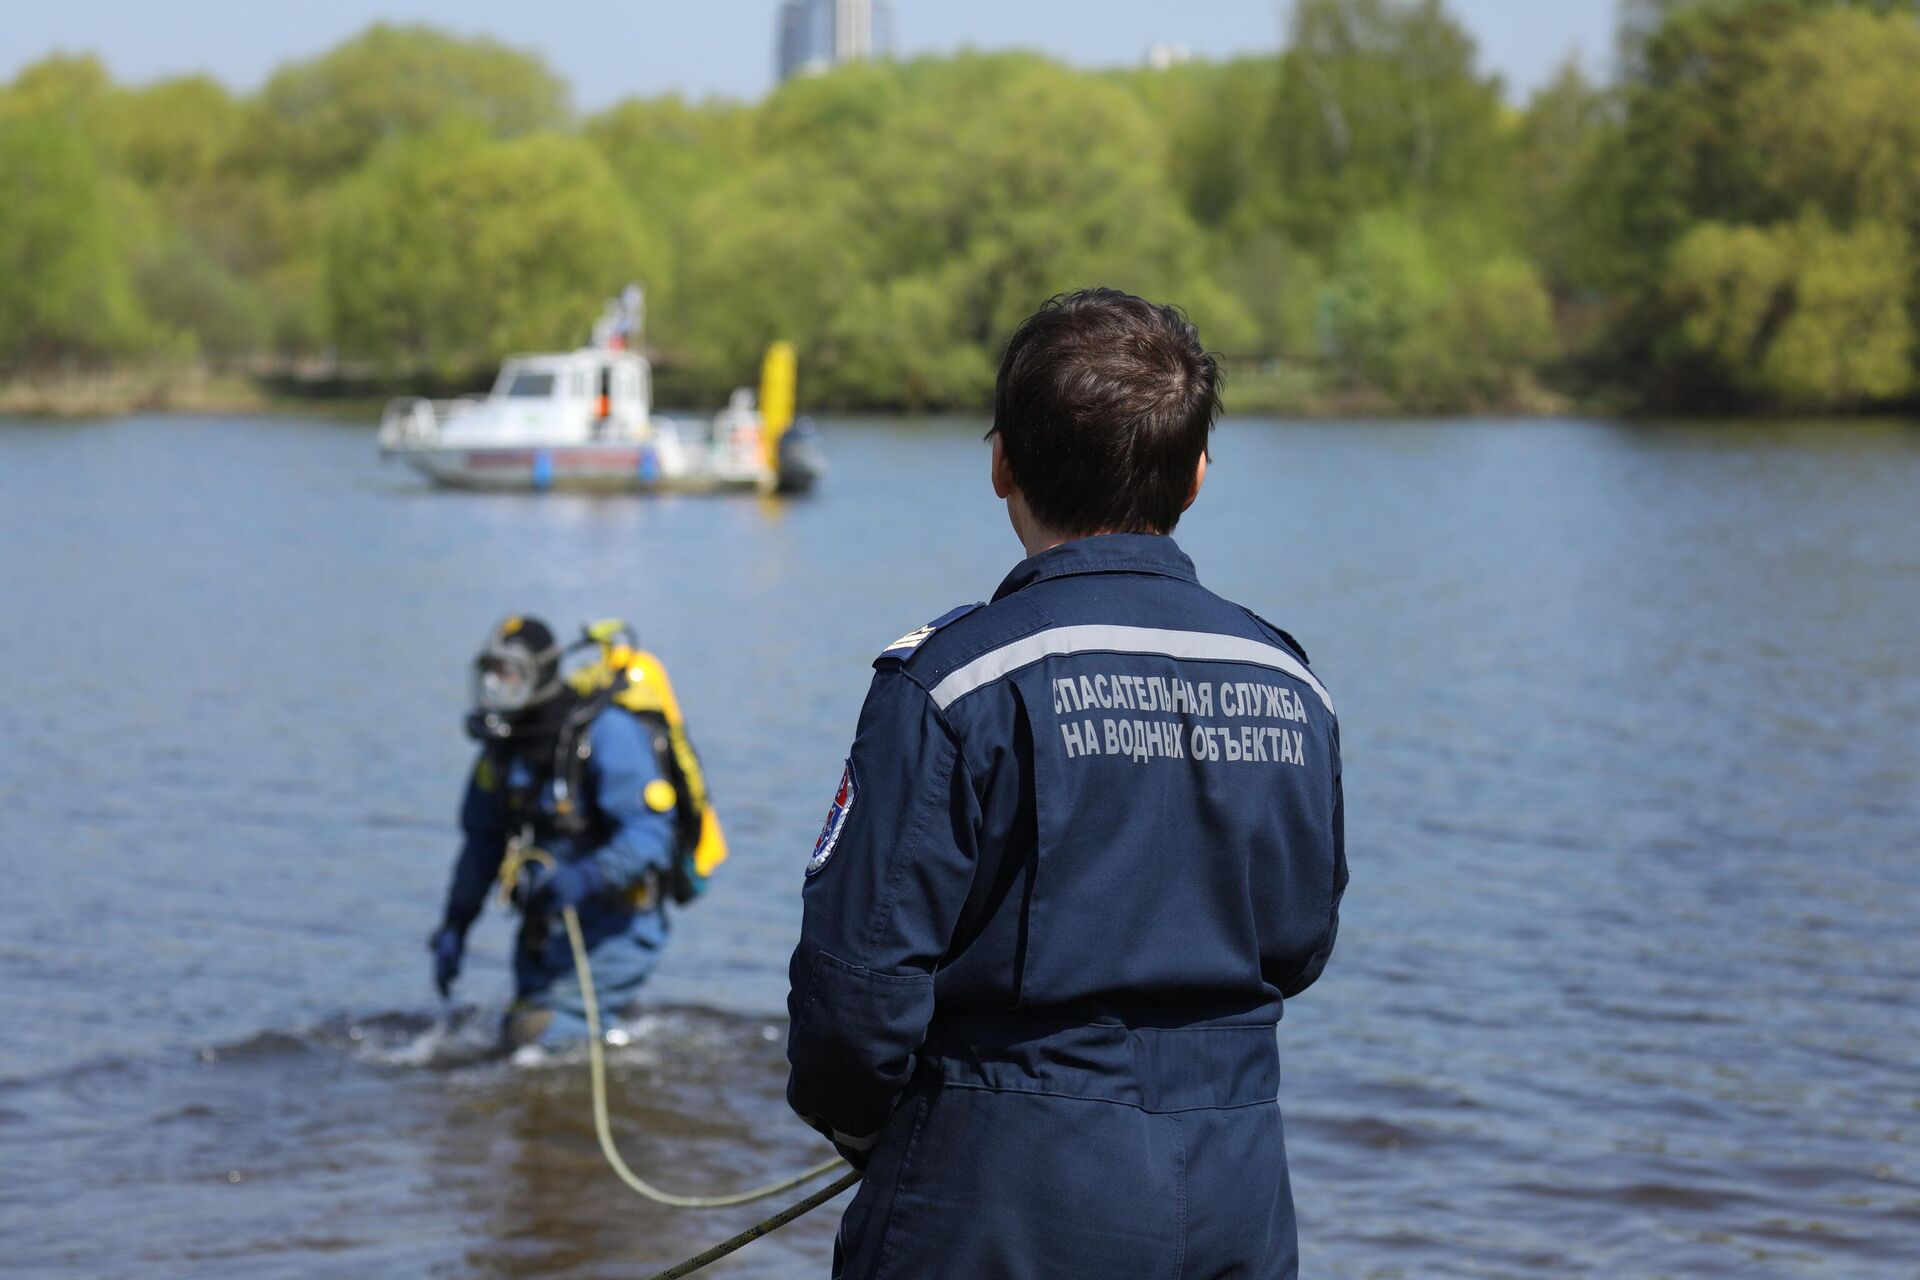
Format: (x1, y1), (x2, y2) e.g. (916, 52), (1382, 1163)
(483, 350), (652, 440)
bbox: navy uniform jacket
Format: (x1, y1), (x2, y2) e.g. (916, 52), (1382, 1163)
(787, 533), (1346, 1279)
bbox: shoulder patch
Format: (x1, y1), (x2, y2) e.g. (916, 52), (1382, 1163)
(877, 602), (984, 664)
(806, 760), (857, 876)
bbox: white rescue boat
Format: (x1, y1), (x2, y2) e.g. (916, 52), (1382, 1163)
(377, 287), (822, 494)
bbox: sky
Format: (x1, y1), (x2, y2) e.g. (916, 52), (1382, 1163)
(6, 1), (1618, 108)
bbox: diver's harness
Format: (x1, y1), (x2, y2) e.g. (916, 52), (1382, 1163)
(484, 624), (857, 1275)
(493, 622), (731, 916)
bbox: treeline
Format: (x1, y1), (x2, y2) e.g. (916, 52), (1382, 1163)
(3, 0), (1918, 413)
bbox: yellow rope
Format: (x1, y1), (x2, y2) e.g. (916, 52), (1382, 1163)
(486, 841), (860, 1273)
(558, 903), (849, 1208)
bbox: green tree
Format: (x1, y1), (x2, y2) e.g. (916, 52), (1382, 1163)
(1318, 211), (1448, 388)
(1515, 61), (1619, 295)
(1116, 57), (1279, 232)
(1761, 220), (1912, 406)
(1210, 232), (1326, 359)
(10, 12), (1919, 413)
(1261, 0), (1511, 250)
(583, 94), (756, 324)
(96, 77), (274, 361)
(1613, 0), (1918, 273)
(1320, 211), (1553, 407)
(96, 76), (243, 189)
(1411, 254), (1556, 405)
(670, 161), (869, 387)
(1616, 0), (1707, 85)
(237, 25), (571, 187)
(1664, 222), (1790, 372)
(0, 117), (154, 367)
(1666, 217), (1910, 408)
(325, 129), (657, 373)
(0, 54), (113, 130)
(131, 233), (271, 363)
(1740, 7), (1920, 227)
(823, 268), (1002, 410)
(678, 55), (1243, 407)
(583, 96), (755, 229)
(1595, 0), (1920, 403)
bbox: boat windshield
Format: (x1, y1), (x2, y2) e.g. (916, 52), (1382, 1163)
(502, 372), (557, 398)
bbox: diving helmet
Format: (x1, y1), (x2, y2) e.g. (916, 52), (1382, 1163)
(467, 615), (563, 737)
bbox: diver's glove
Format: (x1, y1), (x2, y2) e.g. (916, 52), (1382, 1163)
(517, 859), (609, 915)
(428, 926), (465, 999)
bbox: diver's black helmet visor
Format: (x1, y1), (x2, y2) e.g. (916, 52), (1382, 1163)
(471, 617), (561, 715)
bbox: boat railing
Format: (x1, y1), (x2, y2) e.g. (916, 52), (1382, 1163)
(377, 396), (480, 454)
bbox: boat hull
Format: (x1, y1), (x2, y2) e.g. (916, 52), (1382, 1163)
(398, 445), (771, 493)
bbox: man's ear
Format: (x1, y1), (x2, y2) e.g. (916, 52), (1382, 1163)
(1181, 451), (1208, 513)
(992, 432), (1016, 500)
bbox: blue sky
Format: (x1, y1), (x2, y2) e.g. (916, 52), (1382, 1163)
(8, 1), (1617, 107)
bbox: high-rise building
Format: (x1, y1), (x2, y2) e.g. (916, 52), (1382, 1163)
(1145, 42), (1194, 71)
(777, 0), (897, 83)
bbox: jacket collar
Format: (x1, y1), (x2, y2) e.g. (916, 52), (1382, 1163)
(992, 533), (1198, 601)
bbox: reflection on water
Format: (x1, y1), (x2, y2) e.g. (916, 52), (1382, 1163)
(1, 413), (1916, 1277)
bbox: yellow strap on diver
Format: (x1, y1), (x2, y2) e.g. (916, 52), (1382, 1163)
(551, 636), (731, 888)
(497, 840), (555, 906)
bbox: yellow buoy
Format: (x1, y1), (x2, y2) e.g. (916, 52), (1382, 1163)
(759, 341), (797, 471)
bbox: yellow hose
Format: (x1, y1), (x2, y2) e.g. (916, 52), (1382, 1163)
(489, 843), (860, 1273)
(557, 903), (848, 1208)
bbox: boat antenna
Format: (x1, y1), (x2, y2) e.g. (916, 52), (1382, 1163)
(591, 284), (646, 351)
(622, 283), (645, 349)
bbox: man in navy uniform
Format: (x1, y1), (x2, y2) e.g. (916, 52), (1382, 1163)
(787, 289), (1347, 1278)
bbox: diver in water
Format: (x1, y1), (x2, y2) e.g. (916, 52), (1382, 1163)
(428, 615), (720, 1050)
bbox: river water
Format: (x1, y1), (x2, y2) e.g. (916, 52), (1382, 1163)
(0, 413), (1915, 1278)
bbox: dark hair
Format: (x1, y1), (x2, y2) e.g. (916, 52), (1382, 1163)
(990, 288), (1221, 536)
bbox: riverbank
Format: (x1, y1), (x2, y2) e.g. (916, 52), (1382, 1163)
(1216, 363), (1582, 418)
(3, 363), (1595, 422)
(0, 369), (270, 418)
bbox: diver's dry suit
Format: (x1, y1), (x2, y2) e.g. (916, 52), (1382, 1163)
(437, 693), (677, 1050)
